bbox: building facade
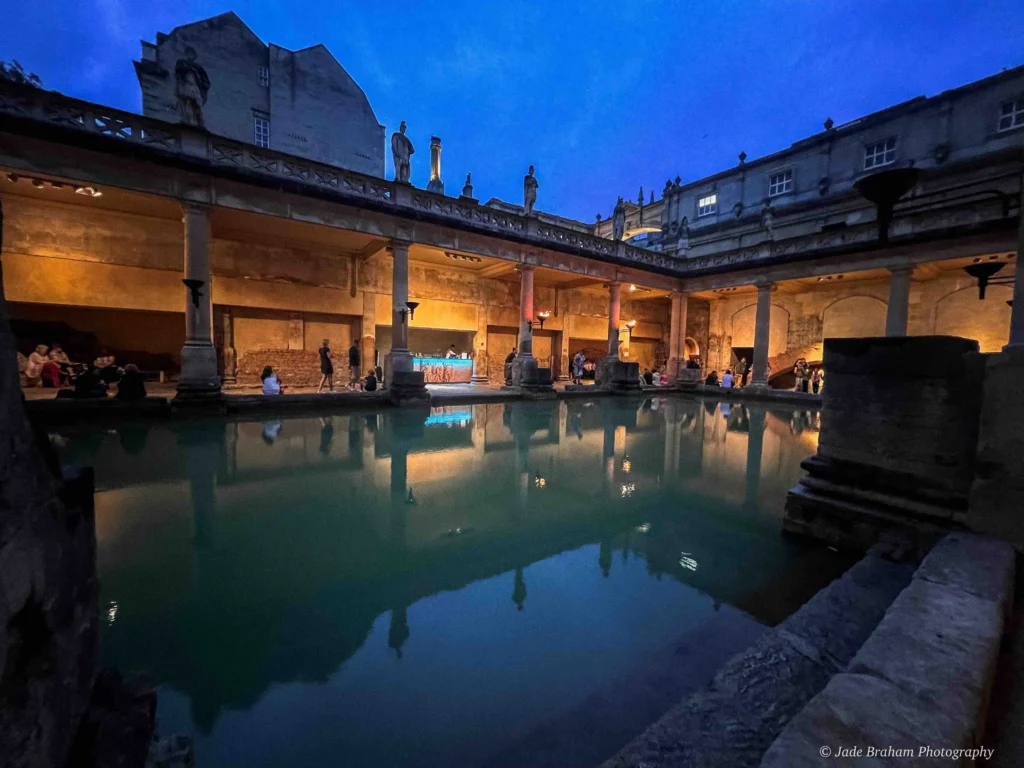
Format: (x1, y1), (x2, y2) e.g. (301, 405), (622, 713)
(134, 12), (385, 176)
(0, 31), (1021, 395)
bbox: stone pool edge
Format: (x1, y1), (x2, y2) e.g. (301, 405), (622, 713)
(601, 532), (1014, 768)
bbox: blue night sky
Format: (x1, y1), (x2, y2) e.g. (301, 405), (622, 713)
(2, 1), (1023, 222)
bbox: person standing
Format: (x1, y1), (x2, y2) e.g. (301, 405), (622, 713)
(793, 361), (805, 393)
(347, 340), (362, 391)
(572, 351), (586, 385)
(504, 347), (517, 384)
(317, 339), (334, 393)
(738, 357), (749, 387)
(811, 368), (822, 394)
(445, 344), (458, 359)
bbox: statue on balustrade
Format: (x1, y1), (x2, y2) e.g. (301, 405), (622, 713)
(391, 121), (415, 184)
(660, 180), (673, 234)
(175, 48), (210, 128)
(612, 196), (626, 241)
(523, 165), (539, 215)
(677, 217), (690, 256)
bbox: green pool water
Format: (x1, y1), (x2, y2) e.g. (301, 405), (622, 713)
(51, 395), (845, 768)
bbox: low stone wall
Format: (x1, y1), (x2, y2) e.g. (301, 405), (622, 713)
(236, 349), (326, 388)
(762, 533), (1013, 766)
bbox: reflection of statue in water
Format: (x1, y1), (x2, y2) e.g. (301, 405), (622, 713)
(175, 47), (210, 128)
(388, 605), (410, 658)
(391, 121), (414, 183)
(599, 540), (612, 578)
(512, 567), (527, 611)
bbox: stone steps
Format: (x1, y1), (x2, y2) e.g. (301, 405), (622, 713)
(602, 548), (916, 767)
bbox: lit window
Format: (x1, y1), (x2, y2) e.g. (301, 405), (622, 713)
(768, 169), (793, 197)
(258, 66), (269, 87)
(998, 99), (1024, 132)
(864, 137), (897, 170)
(697, 193), (717, 217)
(254, 116), (270, 148)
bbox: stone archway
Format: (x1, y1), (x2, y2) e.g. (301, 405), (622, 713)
(821, 295), (887, 340)
(934, 284), (1012, 352)
(684, 337), (699, 359)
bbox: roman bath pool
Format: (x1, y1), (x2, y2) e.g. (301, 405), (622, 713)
(51, 396), (849, 768)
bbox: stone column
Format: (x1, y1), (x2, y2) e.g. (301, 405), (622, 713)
(606, 283), (622, 359)
(1006, 188), (1024, 348)
(221, 306), (236, 385)
(471, 304), (489, 384)
(362, 291), (376, 374)
(518, 266), (535, 358)
(751, 280), (773, 386)
(557, 317), (571, 382)
(666, 291), (689, 380)
(178, 201), (220, 396)
(390, 240), (413, 373)
(885, 266), (913, 337)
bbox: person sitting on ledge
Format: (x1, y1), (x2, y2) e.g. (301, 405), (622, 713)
(651, 369), (661, 386)
(721, 369), (734, 388)
(72, 364), (109, 399)
(115, 364), (147, 401)
(365, 369), (378, 392)
(95, 354), (123, 385)
(642, 368), (653, 385)
(705, 370), (719, 386)
(261, 366), (283, 395)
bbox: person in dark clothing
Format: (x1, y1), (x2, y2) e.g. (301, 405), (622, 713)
(347, 342), (362, 391)
(504, 347), (517, 384)
(375, 364), (384, 388)
(317, 339), (334, 393)
(704, 370), (720, 386)
(642, 368), (654, 385)
(364, 370), (378, 391)
(73, 365), (108, 399)
(115, 364), (147, 401)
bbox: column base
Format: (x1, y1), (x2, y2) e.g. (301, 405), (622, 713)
(177, 343), (221, 396)
(470, 375), (490, 385)
(510, 356), (553, 392)
(665, 357), (683, 383)
(595, 357), (641, 393)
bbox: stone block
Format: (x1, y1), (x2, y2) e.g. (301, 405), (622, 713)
(509, 356), (553, 392)
(778, 552), (914, 670)
(847, 578), (1002, 743)
(595, 358), (641, 393)
(760, 673), (966, 768)
(913, 532), (1015, 608)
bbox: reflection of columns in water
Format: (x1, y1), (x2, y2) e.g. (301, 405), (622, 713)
(548, 402), (560, 444)
(515, 440), (530, 510)
(389, 445), (409, 548)
(182, 423), (226, 557)
(388, 604), (410, 658)
(599, 539), (612, 578)
(745, 407), (766, 510)
(512, 567), (527, 611)
(603, 423), (616, 489)
(662, 398), (680, 478)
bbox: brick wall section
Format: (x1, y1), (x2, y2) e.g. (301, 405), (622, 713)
(237, 349), (329, 387)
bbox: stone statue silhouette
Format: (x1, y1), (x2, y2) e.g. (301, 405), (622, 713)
(612, 196), (626, 241)
(523, 165), (538, 215)
(174, 47), (210, 128)
(391, 121), (414, 184)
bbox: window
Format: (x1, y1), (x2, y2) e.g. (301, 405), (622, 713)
(697, 193), (717, 217)
(258, 66), (269, 87)
(998, 99), (1024, 132)
(254, 116), (270, 148)
(768, 169), (793, 197)
(864, 137), (897, 170)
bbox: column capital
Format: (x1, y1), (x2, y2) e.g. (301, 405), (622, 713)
(388, 238), (413, 252)
(180, 200), (210, 217)
(754, 279), (774, 293)
(517, 263), (536, 273)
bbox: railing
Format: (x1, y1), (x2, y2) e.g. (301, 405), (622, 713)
(0, 83), (1016, 280)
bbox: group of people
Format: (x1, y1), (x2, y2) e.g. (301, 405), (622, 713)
(19, 343), (147, 400)
(640, 367), (670, 386)
(793, 359), (824, 394)
(703, 356), (771, 388)
(259, 339), (380, 396)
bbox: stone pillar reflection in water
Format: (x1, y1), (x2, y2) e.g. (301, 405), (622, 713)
(178, 201), (221, 395)
(518, 266), (535, 358)
(390, 240), (413, 373)
(885, 266), (913, 337)
(745, 407), (766, 511)
(662, 398), (680, 477)
(512, 567), (527, 611)
(751, 281), (773, 386)
(606, 283), (622, 359)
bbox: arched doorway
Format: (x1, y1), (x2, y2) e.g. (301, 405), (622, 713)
(684, 337), (700, 360)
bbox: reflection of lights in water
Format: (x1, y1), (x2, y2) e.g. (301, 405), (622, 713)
(679, 553), (698, 571)
(620, 483), (635, 498)
(635, 522), (650, 533)
(534, 475), (546, 488)
(107, 600), (118, 625)
(622, 455), (631, 473)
